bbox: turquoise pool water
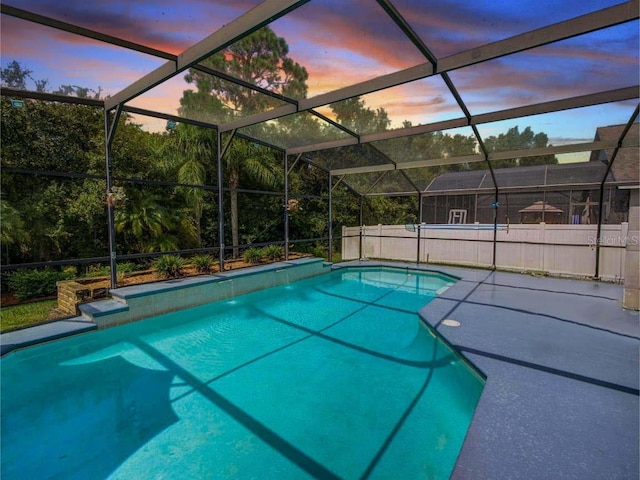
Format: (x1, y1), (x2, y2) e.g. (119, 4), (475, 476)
(1, 267), (484, 479)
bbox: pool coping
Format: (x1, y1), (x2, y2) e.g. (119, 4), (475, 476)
(0, 317), (97, 356)
(337, 260), (640, 480)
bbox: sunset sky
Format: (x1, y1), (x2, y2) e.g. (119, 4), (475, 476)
(1, 0), (638, 147)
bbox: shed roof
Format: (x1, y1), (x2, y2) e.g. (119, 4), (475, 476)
(424, 161), (620, 195)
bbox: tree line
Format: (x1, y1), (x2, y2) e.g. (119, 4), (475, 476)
(0, 26), (556, 268)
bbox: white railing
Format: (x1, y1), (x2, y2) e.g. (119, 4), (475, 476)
(341, 223), (630, 281)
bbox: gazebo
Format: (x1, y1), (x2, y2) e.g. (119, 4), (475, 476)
(518, 200), (564, 224)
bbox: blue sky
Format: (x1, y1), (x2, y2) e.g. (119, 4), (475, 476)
(1, 0), (637, 143)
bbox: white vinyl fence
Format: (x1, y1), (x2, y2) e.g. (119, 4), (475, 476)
(341, 223), (630, 281)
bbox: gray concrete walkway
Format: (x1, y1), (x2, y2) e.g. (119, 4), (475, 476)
(346, 261), (640, 480)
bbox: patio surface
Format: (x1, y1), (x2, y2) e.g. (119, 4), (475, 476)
(341, 261), (639, 480)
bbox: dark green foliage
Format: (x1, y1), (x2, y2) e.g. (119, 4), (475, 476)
(263, 244), (284, 261)
(1, 93), (162, 264)
(1, 57), (558, 275)
(82, 262), (141, 279)
(7, 268), (75, 301)
(191, 254), (215, 273)
(309, 244), (328, 260)
(154, 255), (186, 278)
(117, 262), (142, 273)
(242, 247), (264, 264)
(330, 96), (390, 135)
(484, 126), (557, 168)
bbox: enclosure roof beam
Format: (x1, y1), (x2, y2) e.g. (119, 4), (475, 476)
(0, 4), (175, 61)
(329, 136), (634, 176)
(330, 153), (485, 176)
(287, 137), (359, 156)
(400, 154), (486, 171)
(376, 0), (438, 65)
(423, 181), (629, 197)
(472, 86), (639, 125)
(365, 191), (420, 198)
(487, 140), (621, 162)
(0, 87), (103, 107)
(220, 104), (299, 132)
(217, 2), (637, 136)
(105, 0), (309, 110)
(193, 64), (299, 106)
(122, 106), (220, 130)
(330, 164), (395, 177)
(287, 86), (638, 156)
(219, 62), (435, 133)
(121, 107), (287, 153)
(366, 86), (639, 143)
(363, 171), (391, 196)
(438, 0), (639, 72)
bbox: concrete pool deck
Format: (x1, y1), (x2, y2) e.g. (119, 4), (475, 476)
(338, 260), (639, 480)
(2, 260), (638, 479)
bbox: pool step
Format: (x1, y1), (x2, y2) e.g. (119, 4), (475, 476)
(79, 299), (129, 321)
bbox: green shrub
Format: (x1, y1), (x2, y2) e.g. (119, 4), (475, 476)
(118, 262), (141, 273)
(242, 247), (264, 264)
(84, 262), (140, 278)
(154, 255), (185, 278)
(7, 268), (75, 302)
(263, 244), (284, 261)
(191, 254), (215, 273)
(84, 264), (111, 277)
(310, 244), (327, 259)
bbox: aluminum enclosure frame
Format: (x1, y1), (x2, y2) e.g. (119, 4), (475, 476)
(1, 0), (638, 278)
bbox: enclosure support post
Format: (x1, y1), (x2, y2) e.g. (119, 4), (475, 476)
(471, 124), (499, 270)
(492, 189), (499, 270)
(216, 130), (225, 272)
(417, 192), (423, 265)
(328, 173), (333, 263)
(359, 196), (364, 260)
(284, 152), (289, 261)
(595, 105), (638, 279)
(104, 105), (122, 289)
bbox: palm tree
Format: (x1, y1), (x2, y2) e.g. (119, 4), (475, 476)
(1, 198), (29, 263)
(225, 138), (280, 257)
(159, 124), (215, 246)
(114, 190), (182, 252)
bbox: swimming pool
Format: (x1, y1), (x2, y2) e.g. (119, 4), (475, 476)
(1, 267), (484, 479)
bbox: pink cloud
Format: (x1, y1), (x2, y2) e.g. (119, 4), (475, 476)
(275, 0), (428, 74)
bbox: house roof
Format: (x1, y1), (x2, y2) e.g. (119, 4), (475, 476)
(589, 124), (640, 183)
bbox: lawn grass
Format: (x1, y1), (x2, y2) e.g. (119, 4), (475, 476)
(0, 299), (58, 332)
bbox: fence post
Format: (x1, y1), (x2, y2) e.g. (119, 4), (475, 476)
(539, 222), (546, 273)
